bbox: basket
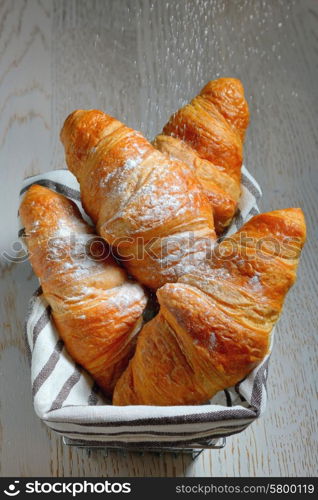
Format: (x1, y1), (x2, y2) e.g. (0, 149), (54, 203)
(19, 168), (269, 453)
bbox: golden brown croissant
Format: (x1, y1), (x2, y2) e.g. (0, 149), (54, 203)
(113, 208), (306, 406)
(60, 110), (216, 289)
(154, 78), (249, 233)
(20, 185), (147, 396)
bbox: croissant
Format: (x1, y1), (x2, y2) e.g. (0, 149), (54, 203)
(60, 110), (216, 289)
(154, 78), (249, 233)
(113, 208), (306, 406)
(20, 185), (147, 396)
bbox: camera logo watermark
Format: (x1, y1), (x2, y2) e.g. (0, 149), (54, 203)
(3, 481), (20, 496)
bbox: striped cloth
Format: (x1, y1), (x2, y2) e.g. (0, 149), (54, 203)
(19, 168), (271, 448)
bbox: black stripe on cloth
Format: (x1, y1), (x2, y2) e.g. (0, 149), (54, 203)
(24, 322), (32, 365)
(250, 358), (270, 415)
(32, 340), (64, 398)
(32, 305), (51, 346)
(49, 365), (82, 411)
(23, 169), (68, 181)
(234, 372), (249, 401)
(35, 286), (43, 296)
(47, 422), (248, 438)
(241, 173), (262, 200)
(248, 206), (260, 217)
(233, 208), (244, 229)
(88, 382), (100, 406)
(20, 179), (80, 201)
(53, 425), (250, 448)
(46, 406), (257, 426)
(224, 389), (232, 407)
(24, 286), (44, 361)
(234, 382), (247, 403)
(45, 412), (255, 435)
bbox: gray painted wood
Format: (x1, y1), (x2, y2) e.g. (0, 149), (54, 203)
(0, 0), (317, 477)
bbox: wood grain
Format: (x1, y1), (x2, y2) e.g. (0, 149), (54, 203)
(0, 0), (317, 477)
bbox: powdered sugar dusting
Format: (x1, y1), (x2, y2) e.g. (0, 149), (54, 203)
(99, 154), (143, 188)
(100, 154), (206, 238)
(248, 274), (263, 291)
(106, 282), (146, 310)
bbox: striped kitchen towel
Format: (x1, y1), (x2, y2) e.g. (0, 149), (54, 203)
(19, 168), (270, 448)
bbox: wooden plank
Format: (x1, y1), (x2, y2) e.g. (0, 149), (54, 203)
(0, 0), (317, 477)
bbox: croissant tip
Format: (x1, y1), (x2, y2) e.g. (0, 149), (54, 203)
(201, 77), (245, 94)
(247, 208), (307, 245)
(60, 109), (83, 137)
(252, 207), (305, 221)
(274, 207), (305, 222)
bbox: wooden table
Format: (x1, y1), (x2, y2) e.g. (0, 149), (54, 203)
(0, 0), (317, 477)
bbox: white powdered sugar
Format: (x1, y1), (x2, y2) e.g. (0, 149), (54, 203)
(248, 274), (263, 291)
(52, 224), (73, 239)
(28, 220), (40, 234)
(106, 282), (145, 309)
(62, 282), (145, 318)
(94, 139), (204, 237)
(105, 162), (202, 236)
(123, 156), (143, 170)
(99, 153), (143, 190)
(44, 220), (112, 285)
(146, 232), (216, 282)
